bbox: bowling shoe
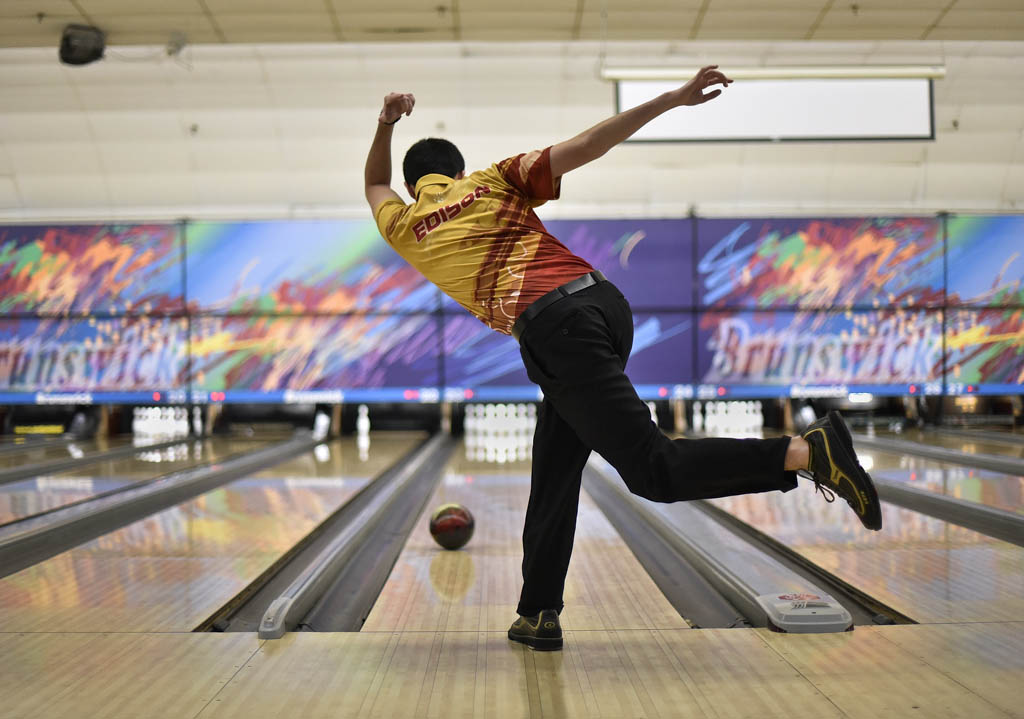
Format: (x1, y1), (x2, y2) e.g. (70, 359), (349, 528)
(800, 410), (883, 531)
(508, 609), (562, 651)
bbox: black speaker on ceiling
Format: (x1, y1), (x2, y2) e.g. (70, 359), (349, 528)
(59, 24), (105, 66)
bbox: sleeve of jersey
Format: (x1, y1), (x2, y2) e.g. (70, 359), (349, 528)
(495, 146), (561, 204)
(373, 199), (408, 244)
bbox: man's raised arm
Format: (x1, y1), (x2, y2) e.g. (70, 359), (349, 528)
(364, 92), (415, 211)
(549, 65), (732, 179)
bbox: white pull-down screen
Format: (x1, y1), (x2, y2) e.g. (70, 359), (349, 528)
(617, 78), (934, 142)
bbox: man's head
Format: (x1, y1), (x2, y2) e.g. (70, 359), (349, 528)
(403, 138), (465, 198)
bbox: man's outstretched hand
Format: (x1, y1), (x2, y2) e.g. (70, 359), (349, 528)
(380, 92), (415, 125)
(671, 66), (733, 106)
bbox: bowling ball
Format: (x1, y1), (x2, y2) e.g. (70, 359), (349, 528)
(429, 503), (474, 550)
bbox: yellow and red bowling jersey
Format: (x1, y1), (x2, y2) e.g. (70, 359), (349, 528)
(373, 146), (594, 335)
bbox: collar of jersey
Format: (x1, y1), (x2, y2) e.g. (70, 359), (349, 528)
(414, 173), (454, 198)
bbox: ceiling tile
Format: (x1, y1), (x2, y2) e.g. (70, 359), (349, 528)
(457, 10), (575, 30)
(98, 140), (192, 172)
(205, 0), (326, 10)
(78, 0), (204, 15)
(577, 10), (696, 40)
(0, 112), (93, 142)
(698, 10), (818, 38)
(927, 27), (1024, 39)
(81, 13), (218, 44)
(17, 173), (112, 206)
(0, 15), (82, 47)
(106, 172), (195, 205)
(0, 1), (81, 18)
(8, 141), (103, 174)
(937, 9), (1024, 29)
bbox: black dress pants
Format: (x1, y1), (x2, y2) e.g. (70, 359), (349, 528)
(515, 279), (798, 618)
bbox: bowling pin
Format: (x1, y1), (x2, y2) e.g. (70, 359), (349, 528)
(313, 410), (330, 441)
(357, 404), (371, 436)
(357, 432), (370, 462)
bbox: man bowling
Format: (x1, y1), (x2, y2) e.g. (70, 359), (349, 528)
(364, 66), (882, 651)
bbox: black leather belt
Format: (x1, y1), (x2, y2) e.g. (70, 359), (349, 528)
(511, 270), (607, 342)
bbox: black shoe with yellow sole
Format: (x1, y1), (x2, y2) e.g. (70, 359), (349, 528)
(801, 411), (883, 531)
(508, 609), (562, 651)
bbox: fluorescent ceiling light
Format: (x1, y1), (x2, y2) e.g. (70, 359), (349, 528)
(601, 65), (946, 81)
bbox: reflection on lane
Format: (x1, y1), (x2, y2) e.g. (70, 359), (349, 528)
(855, 446), (1024, 515)
(0, 436), (126, 470)
(709, 486), (1024, 624)
(0, 439), (270, 525)
(0, 434), (423, 633)
(869, 428), (1024, 460)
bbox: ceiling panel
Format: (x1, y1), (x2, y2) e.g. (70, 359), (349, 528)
(78, 0), (204, 14)
(0, 112), (93, 142)
(7, 141), (104, 174)
(937, 9), (1024, 29)
(457, 11), (576, 31)
(1, 0), (1022, 45)
(699, 10), (819, 38)
(925, 162), (1008, 203)
(0, 1), (81, 18)
(205, 0), (328, 10)
(0, 178), (23, 207)
(577, 11), (697, 40)
(0, 15), (83, 47)
(84, 110), (188, 142)
(98, 140), (192, 172)
(17, 173), (112, 206)
(106, 172), (194, 205)
(827, 164), (923, 205)
(815, 9), (942, 30)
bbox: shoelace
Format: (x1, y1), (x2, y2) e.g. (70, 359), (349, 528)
(797, 469), (836, 503)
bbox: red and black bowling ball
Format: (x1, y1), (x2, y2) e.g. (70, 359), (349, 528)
(429, 503), (474, 550)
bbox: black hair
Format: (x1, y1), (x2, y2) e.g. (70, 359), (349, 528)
(402, 138), (465, 187)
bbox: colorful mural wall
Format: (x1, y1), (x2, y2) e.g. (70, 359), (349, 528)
(0, 214), (1020, 402)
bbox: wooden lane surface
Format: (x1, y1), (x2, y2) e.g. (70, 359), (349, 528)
(708, 486), (1024, 623)
(0, 436), (123, 470)
(856, 445), (1024, 514)
(874, 428), (1024, 459)
(362, 444), (688, 633)
(0, 434), (422, 633)
(0, 439), (262, 525)
(2, 623), (1021, 718)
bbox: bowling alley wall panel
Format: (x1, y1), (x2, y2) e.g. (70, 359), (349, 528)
(189, 315), (440, 400)
(0, 214), (1021, 402)
(185, 221), (438, 314)
(696, 310), (944, 396)
(0, 224), (184, 314)
(694, 217), (945, 309)
(946, 215), (1024, 307)
(0, 317), (189, 398)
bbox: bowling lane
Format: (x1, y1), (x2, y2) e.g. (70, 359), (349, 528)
(0, 435), (129, 470)
(707, 487), (1024, 624)
(0, 432), (424, 633)
(868, 427), (1024, 459)
(0, 438), (268, 526)
(854, 444), (1024, 515)
(362, 438), (689, 634)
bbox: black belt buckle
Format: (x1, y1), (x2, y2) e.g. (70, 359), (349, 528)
(511, 270), (606, 342)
